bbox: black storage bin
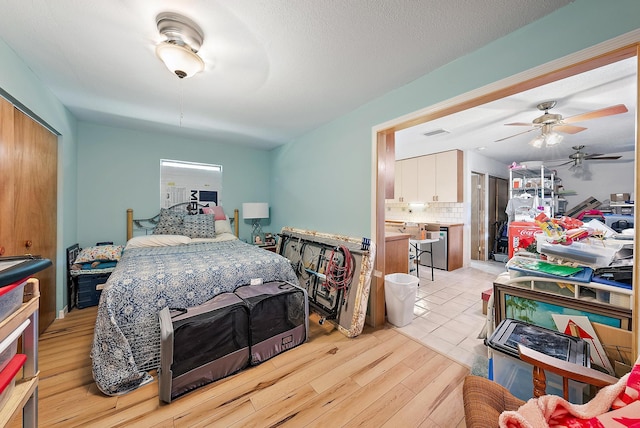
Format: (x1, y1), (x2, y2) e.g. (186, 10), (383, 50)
(486, 319), (590, 403)
(77, 273), (110, 309)
(158, 292), (250, 403)
(234, 281), (309, 365)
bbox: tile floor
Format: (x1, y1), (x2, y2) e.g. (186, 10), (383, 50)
(394, 259), (508, 368)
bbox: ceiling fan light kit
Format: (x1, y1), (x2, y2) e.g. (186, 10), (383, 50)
(500, 100), (628, 148)
(551, 145), (622, 177)
(544, 131), (563, 146)
(528, 124), (563, 148)
(155, 12), (205, 79)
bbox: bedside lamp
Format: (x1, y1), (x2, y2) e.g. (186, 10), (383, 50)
(242, 202), (269, 242)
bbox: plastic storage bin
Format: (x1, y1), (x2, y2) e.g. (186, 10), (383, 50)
(0, 278), (27, 323)
(486, 319), (590, 403)
(0, 319), (30, 374)
(77, 273), (110, 308)
(384, 273), (419, 327)
(535, 233), (622, 268)
(0, 353), (27, 410)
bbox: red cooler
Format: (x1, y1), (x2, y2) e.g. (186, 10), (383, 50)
(508, 222), (542, 259)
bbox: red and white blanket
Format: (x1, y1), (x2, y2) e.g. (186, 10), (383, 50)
(499, 355), (640, 428)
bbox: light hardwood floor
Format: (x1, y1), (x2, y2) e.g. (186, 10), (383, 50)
(10, 307), (470, 427)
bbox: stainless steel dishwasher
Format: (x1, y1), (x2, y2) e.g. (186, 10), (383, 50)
(419, 229), (448, 270)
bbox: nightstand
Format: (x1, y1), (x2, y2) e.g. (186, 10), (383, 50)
(256, 244), (277, 253)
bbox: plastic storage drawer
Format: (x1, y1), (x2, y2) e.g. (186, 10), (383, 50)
(77, 273), (110, 308)
(0, 279), (27, 323)
(486, 319), (590, 403)
(0, 319), (30, 374)
(0, 353), (27, 410)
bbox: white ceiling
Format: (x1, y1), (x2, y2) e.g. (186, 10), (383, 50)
(0, 0), (573, 149)
(396, 57), (637, 168)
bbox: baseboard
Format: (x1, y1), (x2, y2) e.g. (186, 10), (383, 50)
(58, 306), (68, 319)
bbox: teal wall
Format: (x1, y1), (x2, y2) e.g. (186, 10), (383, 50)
(1, 0), (640, 314)
(77, 122), (272, 246)
(270, 0), (640, 237)
(0, 37), (77, 315)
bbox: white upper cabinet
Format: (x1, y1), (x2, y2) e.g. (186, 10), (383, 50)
(400, 157), (418, 202)
(392, 150), (463, 203)
(431, 150), (463, 203)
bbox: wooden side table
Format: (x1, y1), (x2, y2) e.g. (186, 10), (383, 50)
(256, 244), (277, 253)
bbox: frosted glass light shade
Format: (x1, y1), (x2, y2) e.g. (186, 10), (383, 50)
(242, 203), (269, 219)
(156, 43), (204, 78)
(545, 132), (564, 146)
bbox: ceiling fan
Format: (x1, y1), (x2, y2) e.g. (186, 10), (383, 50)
(553, 145), (622, 169)
(495, 101), (628, 143)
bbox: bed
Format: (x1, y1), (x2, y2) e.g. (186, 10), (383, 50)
(90, 204), (299, 396)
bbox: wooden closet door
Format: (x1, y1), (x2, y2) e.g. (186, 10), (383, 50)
(0, 98), (16, 254)
(13, 108), (58, 333)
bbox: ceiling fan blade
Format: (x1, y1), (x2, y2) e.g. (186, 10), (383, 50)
(556, 160), (575, 166)
(585, 155), (622, 160)
(562, 104), (628, 124)
(504, 122), (536, 126)
(494, 127), (536, 142)
(552, 125), (587, 134)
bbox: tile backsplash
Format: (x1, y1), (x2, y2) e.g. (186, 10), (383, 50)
(385, 202), (464, 224)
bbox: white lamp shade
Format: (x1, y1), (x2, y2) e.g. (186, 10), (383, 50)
(156, 43), (204, 78)
(242, 203), (269, 219)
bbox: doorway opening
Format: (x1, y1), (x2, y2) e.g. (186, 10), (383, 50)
(372, 44), (639, 347)
(471, 172), (485, 261)
(488, 176), (509, 262)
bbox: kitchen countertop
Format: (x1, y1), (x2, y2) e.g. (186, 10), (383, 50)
(385, 220), (463, 227)
(385, 232), (411, 241)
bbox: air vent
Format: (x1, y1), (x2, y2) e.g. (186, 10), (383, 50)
(423, 128), (450, 137)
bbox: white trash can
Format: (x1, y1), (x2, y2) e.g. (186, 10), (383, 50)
(384, 273), (419, 327)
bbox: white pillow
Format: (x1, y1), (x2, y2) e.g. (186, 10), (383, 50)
(191, 233), (238, 243)
(125, 234), (191, 250)
(215, 219), (233, 235)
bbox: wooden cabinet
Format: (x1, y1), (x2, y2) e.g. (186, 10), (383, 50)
(444, 224), (463, 271)
(0, 279), (39, 427)
(385, 233), (410, 274)
(417, 155), (436, 202)
(418, 150), (463, 203)
(391, 158), (419, 203)
(392, 150), (463, 204)
(0, 97), (57, 334)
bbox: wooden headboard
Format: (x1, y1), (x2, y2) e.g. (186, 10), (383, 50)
(126, 203), (239, 241)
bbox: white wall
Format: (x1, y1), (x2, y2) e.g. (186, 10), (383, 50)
(77, 122), (273, 247)
(555, 154), (635, 210)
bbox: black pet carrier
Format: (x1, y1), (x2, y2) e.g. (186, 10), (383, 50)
(234, 281), (309, 365)
(158, 292), (250, 403)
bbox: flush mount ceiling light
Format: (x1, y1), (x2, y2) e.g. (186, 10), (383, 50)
(155, 12), (204, 79)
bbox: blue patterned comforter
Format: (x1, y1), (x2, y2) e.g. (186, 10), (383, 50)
(90, 239), (298, 396)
